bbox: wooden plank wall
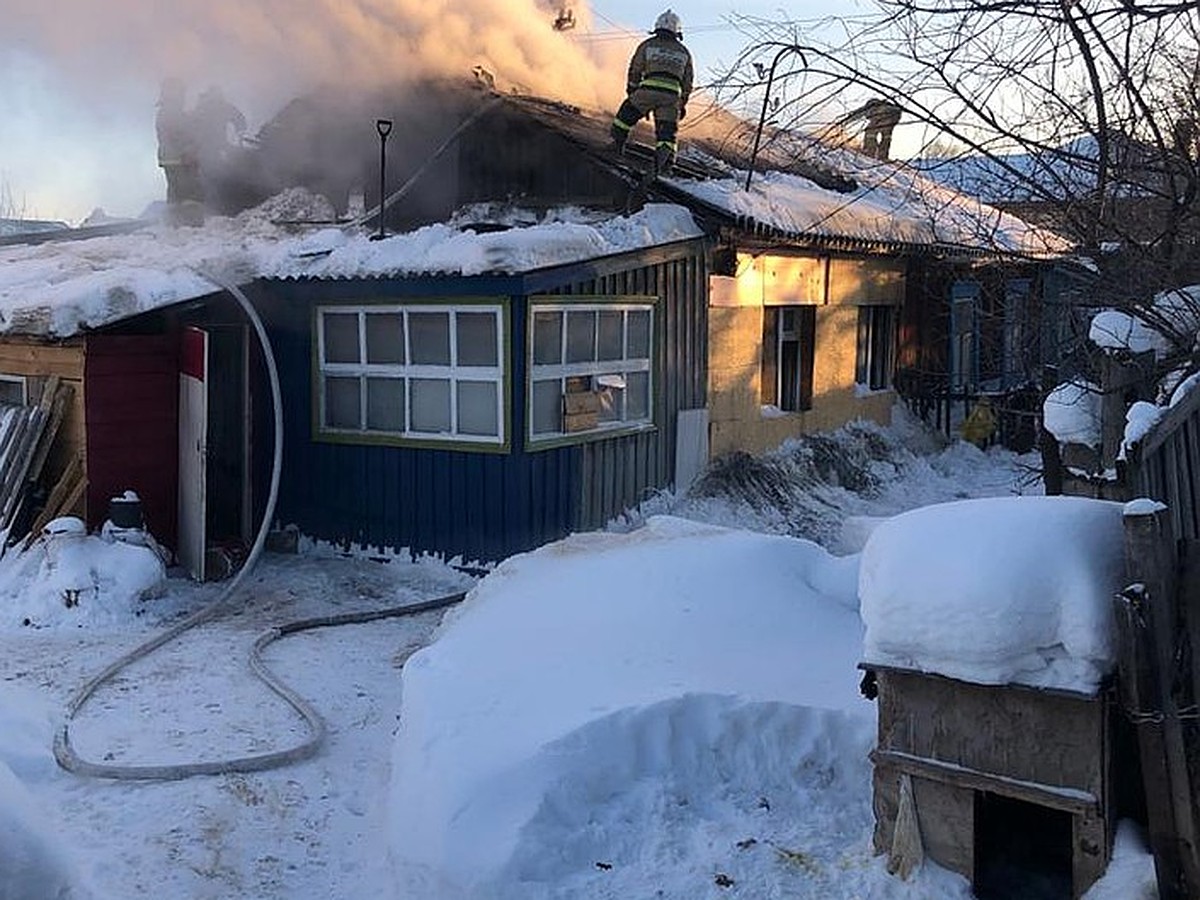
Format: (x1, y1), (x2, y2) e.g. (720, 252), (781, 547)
(0, 337), (85, 508)
(873, 669), (1115, 897)
(1126, 383), (1200, 541)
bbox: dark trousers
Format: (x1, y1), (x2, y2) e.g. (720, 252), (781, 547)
(611, 86), (681, 171)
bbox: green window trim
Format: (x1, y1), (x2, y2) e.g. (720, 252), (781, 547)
(313, 300), (510, 449)
(526, 297), (658, 447)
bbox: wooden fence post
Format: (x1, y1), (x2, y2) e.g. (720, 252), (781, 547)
(1117, 502), (1200, 898)
(1039, 365), (1064, 496)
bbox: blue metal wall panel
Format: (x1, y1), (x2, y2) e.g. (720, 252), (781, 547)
(540, 250), (709, 531)
(250, 284), (580, 563)
(249, 240), (705, 562)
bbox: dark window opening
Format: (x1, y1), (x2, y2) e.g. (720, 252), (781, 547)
(974, 792), (1073, 900)
(762, 305), (815, 411)
(855, 304), (897, 391)
(1003, 279), (1032, 387)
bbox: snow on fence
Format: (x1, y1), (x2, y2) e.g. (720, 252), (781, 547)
(1114, 381), (1200, 898)
(1122, 378), (1200, 542)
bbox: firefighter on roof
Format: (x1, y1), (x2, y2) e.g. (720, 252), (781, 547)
(610, 9), (694, 175)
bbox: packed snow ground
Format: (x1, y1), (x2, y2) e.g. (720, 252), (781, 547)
(0, 411), (1156, 899)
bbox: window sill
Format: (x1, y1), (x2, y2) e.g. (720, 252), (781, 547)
(314, 429), (511, 453)
(526, 421), (657, 451)
(854, 384), (895, 398)
(760, 404), (812, 418)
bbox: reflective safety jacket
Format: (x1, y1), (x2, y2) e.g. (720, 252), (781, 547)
(626, 33), (694, 103)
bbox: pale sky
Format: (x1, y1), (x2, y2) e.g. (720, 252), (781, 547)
(0, 1), (865, 225)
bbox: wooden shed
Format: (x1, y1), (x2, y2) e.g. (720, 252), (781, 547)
(868, 665), (1117, 898)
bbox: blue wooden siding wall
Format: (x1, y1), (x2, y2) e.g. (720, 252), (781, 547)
(251, 243), (708, 562)
(543, 251), (709, 530)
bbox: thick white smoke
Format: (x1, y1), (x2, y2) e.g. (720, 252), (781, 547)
(1, 1), (636, 221)
(3, 0), (629, 120)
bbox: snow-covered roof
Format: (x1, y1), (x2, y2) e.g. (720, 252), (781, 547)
(859, 496), (1126, 694)
(0, 87), (1075, 339)
(0, 192), (702, 338)
(518, 94), (1072, 258)
(910, 134), (1160, 205)
(0, 218), (70, 239)
(669, 162), (1068, 257)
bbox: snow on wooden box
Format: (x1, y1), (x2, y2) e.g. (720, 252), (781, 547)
(859, 496), (1129, 898)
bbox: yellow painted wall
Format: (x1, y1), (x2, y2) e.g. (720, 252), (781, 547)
(708, 253), (901, 458)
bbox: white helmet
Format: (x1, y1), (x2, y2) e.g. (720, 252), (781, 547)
(653, 9), (682, 37)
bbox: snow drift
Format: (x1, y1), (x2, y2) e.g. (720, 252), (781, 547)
(0, 685), (87, 899)
(388, 515), (878, 898)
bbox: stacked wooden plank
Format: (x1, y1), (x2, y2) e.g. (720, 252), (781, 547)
(0, 376), (80, 542)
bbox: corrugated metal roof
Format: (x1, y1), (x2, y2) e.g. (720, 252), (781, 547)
(497, 92), (1067, 260)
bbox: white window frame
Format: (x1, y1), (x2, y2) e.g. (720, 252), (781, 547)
(0, 375), (28, 406)
(527, 300), (655, 444)
(316, 303), (506, 446)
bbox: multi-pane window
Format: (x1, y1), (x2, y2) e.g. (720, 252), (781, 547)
(317, 304), (505, 445)
(855, 304), (898, 391)
(761, 305), (815, 412)
(1003, 279), (1031, 387)
(950, 282), (980, 392)
(529, 302), (654, 440)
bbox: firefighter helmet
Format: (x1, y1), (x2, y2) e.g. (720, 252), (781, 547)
(653, 9), (682, 37)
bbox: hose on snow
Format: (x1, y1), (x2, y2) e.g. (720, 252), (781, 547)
(53, 271), (464, 781)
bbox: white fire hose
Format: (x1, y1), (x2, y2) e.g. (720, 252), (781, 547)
(54, 270), (464, 780)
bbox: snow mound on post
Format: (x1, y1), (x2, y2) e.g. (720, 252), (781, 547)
(1043, 379), (1101, 446)
(1089, 309), (1167, 356)
(859, 496), (1125, 692)
(388, 515), (869, 898)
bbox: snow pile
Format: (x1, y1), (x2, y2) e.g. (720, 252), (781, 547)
(1085, 285), (1200, 457)
(389, 515), (901, 899)
(1171, 371), (1200, 407)
(0, 195), (701, 337)
(1084, 821), (1158, 900)
(0, 685), (86, 899)
(1043, 379), (1102, 446)
(1153, 284), (1200, 347)
(1121, 401), (1164, 457)
(1089, 309), (1167, 356)
(860, 496), (1125, 692)
(1089, 286), (1200, 359)
(0, 519), (166, 630)
(638, 411), (1037, 552)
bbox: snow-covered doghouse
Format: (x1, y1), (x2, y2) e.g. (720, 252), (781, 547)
(859, 496), (1128, 898)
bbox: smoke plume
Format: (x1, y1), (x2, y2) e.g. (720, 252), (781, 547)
(2, 1), (637, 220)
(3, 0), (629, 120)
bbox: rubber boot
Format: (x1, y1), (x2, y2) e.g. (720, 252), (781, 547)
(654, 145), (675, 176)
(610, 124), (628, 155)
